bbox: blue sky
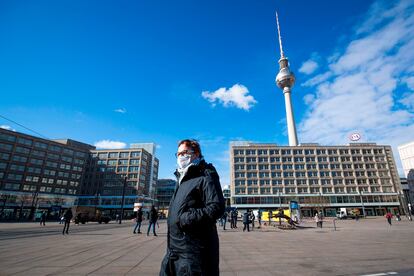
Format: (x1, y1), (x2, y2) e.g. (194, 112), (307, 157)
(1, 0), (414, 185)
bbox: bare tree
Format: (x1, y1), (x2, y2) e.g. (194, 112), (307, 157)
(16, 194), (32, 221)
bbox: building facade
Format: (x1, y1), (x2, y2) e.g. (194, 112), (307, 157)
(0, 128), (93, 220)
(0, 128), (160, 220)
(155, 179), (176, 215)
(230, 142), (402, 217)
(398, 141), (414, 215)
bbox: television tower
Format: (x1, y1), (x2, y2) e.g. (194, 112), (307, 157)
(275, 12), (298, 146)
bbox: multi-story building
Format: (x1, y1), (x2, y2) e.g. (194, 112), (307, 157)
(0, 128), (160, 220)
(0, 128), (94, 220)
(77, 146), (159, 217)
(398, 141), (414, 215)
(398, 141), (414, 177)
(155, 179), (176, 215)
(222, 185), (231, 207)
(230, 141), (402, 217)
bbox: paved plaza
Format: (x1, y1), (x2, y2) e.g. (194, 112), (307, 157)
(0, 218), (414, 276)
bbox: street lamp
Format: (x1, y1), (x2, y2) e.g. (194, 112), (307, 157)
(278, 191), (283, 226)
(359, 191), (366, 217)
(399, 190), (409, 217)
(119, 177), (127, 224)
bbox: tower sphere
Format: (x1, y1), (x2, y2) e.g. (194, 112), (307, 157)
(276, 61), (295, 90)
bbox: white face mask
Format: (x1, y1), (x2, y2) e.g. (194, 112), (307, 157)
(177, 154), (192, 169)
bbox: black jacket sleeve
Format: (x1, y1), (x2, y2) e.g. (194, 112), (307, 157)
(179, 165), (225, 230)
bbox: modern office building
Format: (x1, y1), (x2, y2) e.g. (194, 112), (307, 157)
(398, 141), (414, 214)
(76, 146), (159, 217)
(398, 141), (414, 177)
(0, 127), (160, 220)
(155, 179), (176, 215)
(0, 128), (94, 219)
(222, 185), (231, 207)
(230, 142), (402, 216)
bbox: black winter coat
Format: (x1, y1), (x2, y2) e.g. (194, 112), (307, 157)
(136, 209), (143, 223)
(160, 160), (225, 276)
(149, 208), (158, 223)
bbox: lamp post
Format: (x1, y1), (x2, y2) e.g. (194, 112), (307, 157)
(399, 190), (409, 216)
(278, 191), (282, 226)
(119, 177), (127, 224)
(29, 191), (38, 221)
(359, 191), (366, 217)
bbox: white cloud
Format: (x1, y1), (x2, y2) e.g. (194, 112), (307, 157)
(94, 140), (127, 149)
(298, 0), (414, 175)
(400, 92), (414, 111)
(299, 59), (318, 75)
(0, 125), (15, 131)
(114, 108), (127, 114)
(201, 84), (257, 111)
(303, 94), (315, 105)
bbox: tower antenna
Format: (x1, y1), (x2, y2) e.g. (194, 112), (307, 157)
(276, 12), (285, 58)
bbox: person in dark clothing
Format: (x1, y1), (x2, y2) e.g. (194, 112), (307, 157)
(222, 211), (228, 230)
(62, 209), (73, 235)
(160, 139), (225, 276)
(258, 209), (262, 228)
(250, 210), (255, 230)
(243, 210), (250, 232)
(268, 210), (273, 226)
(40, 211), (46, 226)
(147, 206), (158, 236)
(133, 207), (143, 234)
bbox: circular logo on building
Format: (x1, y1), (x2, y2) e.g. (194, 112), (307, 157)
(349, 133), (361, 141)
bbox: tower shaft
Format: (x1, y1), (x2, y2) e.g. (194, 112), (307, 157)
(283, 87), (298, 146)
(275, 12), (299, 146)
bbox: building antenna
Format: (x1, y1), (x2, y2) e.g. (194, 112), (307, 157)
(276, 12), (285, 58)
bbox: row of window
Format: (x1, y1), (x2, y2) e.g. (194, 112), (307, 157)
(234, 148), (385, 156)
(234, 156), (387, 163)
(234, 186), (393, 195)
(232, 194), (399, 205)
(0, 134), (87, 158)
(234, 163), (388, 171)
(235, 170), (389, 178)
(93, 151), (142, 159)
(234, 178), (392, 186)
(97, 159), (140, 166)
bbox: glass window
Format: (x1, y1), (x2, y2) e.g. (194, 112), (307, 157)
(0, 142), (13, 151)
(34, 141), (48, 149)
(17, 137), (33, 146)
(0, 132), (16, 142)
(12, 155), (27, 163)
(48, 145), (62, 152)
(0, 153), (10, 160)
(119, 152), (129, 158)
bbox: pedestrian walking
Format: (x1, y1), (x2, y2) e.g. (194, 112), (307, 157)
(160, 139), (225, 276)
(258, 209), (262, 228)
(314, 212), (321, 228)
(133, 206), (143, 234)
(396, 213), (401, 221)
(243, 210), (250, 232)
(268, 210), (273, 226)
(233, 208), (238, 228)
(147, 206), (158, 236)
(385, 211), (393, 226)
(40, 211), (46, 226)
(250, 210), (255, 230)
(222, 211), (228, 230)
(62, 209), (73, 235)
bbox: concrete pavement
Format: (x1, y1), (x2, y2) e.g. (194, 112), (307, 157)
(0, 217), (413, 275)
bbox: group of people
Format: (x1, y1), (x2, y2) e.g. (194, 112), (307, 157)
(132, 205), (159, 236)
(242, 209), (258, 232)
